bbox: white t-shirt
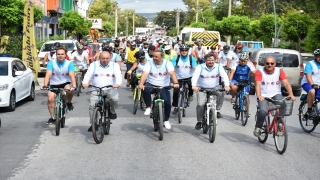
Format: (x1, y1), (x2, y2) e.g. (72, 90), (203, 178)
(192, 63), (229, 88)
(110, 53), (121, 62)
(143, 59), (174, 86)
(72, 51), (88, 66)
(218, 51), (233, 66)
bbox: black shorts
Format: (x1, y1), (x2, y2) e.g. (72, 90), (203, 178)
(49, 82), (71, 93)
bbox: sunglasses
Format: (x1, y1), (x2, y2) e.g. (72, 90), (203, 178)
(180, 49), (188, 52)
(236, 48), (242, 50)
(265, 62), (275, 65)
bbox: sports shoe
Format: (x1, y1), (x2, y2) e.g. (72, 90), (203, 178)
(144, 107), (151, 115)
(164, 121), (171, 129)
(172, 107), (178, 115)
(231, 98), (235, 104)
(217, 112), (223, 119)
(188, 95), (193, 102)
(67, 102), (74, 111)
(307, 110), (317, 117)
(47, 118), (56, 125)
(253, 127), (261, 137)
(108, 112), (117, 119)
(195, 122), (202, 130)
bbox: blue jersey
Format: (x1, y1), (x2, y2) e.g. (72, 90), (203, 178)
(233, 64), (251, 81)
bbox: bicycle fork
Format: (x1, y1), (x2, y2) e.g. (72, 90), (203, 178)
(206, 95), (217, 126)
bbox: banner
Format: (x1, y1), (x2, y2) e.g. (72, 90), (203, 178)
(22, 1), (40, 86)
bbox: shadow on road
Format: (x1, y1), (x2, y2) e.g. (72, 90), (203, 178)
(120, 122), (164, 141)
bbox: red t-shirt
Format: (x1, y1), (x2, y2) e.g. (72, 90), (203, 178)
(255, 68), (287, 82)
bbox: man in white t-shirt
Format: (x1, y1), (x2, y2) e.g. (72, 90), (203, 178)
(217, 45), (233, 67)
(191, 53), (230, 130)
(72, 44), (89, 73)
(82, 51), (122, 132)
(138, 50), (179, 129)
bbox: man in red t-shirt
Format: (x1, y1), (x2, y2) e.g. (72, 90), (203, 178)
(253, 56), (296, 137)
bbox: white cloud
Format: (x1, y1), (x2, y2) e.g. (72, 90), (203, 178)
(115, 0), (187, 13)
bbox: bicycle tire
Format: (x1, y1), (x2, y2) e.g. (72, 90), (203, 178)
(235, 97), (240, 120)
(258, 115), (269, 143)
(139, 89), (145, 110)
(76, 74), (81, 96)
(208, 108), (216, 143)
(133, 88), (138, 114)
(177, 92), (183, 124)
(158, 102), (164, 141)
(299, 101), (317, 133)
(55, 102), (61, 136)
(152, 106), (159, 131)
(203, 106), (208, 134)
(92, 107), (104, 144)
(60, 102), (66, 128)
(183, 88), (188, 117)
(241, 96), (249, 126)
(103, 118), (111, 135)
(274, 117), (288, 154)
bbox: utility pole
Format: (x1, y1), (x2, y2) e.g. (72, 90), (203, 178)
(272, 0), (277, 47)
(196, 0), (199, 23)
(126, 13), (129, 36)
(227, 0), (232, 45)
(114, 6), (118, 37)
(176, 9), (180, 36)
(133, 14), (135, 36)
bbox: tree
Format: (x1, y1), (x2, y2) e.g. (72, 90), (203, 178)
(219, 15), (251, 43)
(59, 11), (92, 36)
(305, 20), (320, 52)
(250, 20), (262, 39)
(189, 22), (206, 28)
(153, 11), (177, 30)
(103, 22), (113, 36)
(87, 0), (114, 22)
(259, 14), (281, 46)
(0, 0), (43, 34)
(182, 0), (213, 11)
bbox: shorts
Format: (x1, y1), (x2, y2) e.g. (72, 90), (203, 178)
(231, 80), (250, 93)
(302, 83), (314, 93)
(49, 82), (71, 93)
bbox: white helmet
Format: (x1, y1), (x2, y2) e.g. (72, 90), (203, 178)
(239, 51), (250, 60)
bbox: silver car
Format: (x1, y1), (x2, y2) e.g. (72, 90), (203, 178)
(249, 48), (303, 96)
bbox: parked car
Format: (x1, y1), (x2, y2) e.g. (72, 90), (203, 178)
(249, 48), (303, 96)
(38, 40), (78, 74)
(0, 57), (35, 111)
(301, 52), (314, 67)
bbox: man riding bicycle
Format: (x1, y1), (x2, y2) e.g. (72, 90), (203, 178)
(254, 56), (296, 137)
(301, 49), (320, 117)
(125, 41), (139, 87)
(127, 50), (149, 90)
(217, 45), (233, 67)
(145, 45), (155, 61)
(42, 46), (76, 125)
(138, 50), (179, 129)
(192, 53), (230, 130)
(171, 44), (197, 114)
(82, 51), (122, 132)
(72, 43), (89, 77)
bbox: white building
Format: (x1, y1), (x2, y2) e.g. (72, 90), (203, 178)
(76, 0), (90, 18)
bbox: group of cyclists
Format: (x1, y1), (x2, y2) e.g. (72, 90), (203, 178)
(40, 36), (320, 137)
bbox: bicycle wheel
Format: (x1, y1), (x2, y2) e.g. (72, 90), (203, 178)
(299, 101), (317, 133)
(152, 106), (159, 131)
(139, 89), (145, 110)
(60, 102), (66, 128)
(235, 97), (240, 120)
(241, 96), (249, 126)
(133, 88), (138, 114)
(258, 115), (269, 143)
(103, 118), (111, 135)
(208, 108), (217, 143)
(158, 102), (164, 141)
(76, 74), (81, 96)
(92, 107), (104, 144)
(177, 92), (184, 123)
(55, 102), (61, 136)
(274, 117), (288, 154)
(203, 106), (208, 134)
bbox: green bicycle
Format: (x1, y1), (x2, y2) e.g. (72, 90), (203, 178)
(132, 73), (145, 114)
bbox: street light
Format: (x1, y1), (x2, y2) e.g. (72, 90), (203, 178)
(114, 0), (139, 37)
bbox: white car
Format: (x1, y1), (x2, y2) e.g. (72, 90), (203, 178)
(301, 53), (314, 68)
(0, 57), (35, 111)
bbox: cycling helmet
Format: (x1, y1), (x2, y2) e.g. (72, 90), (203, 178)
(223, 45), (230, 51)
(131, 41), (136, 46)
(102, 46), (113, 52)
(314, 49), (320, 56)
(179, 44), (189, 50)
(235, 43), (244, 49)
(77, 44), (84, 50)
(134, 50), (145, 59)
(148, 45), (155, 51)
(239, 52), (250, 60)
(50, 46), (56, 52)
(210, 46), (216, 50)
(82, 41), (88, 46)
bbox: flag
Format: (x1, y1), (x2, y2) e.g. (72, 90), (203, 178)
(22, 1), (40, 86)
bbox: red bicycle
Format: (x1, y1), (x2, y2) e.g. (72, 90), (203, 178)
(255, 97), (294, 154)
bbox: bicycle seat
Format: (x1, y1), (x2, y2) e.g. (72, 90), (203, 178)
(237, 80), (249, 86)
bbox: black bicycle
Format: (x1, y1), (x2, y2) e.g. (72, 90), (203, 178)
(91, 85), (113, 144)
(177, 79), (190, 123)
(145, 85), (172, 141)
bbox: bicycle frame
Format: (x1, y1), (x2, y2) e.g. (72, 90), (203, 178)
(206, 93), (216, 125)
(53, 89), (67, 120)
(236, 82), (248, 112)
(178, 80), (189, 108)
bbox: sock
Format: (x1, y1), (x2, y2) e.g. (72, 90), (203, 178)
(308, 108), (312, 112)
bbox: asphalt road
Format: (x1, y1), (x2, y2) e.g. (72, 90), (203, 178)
(1, 65), (320, 180)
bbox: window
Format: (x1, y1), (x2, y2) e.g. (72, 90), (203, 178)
(258, 52), (299, 67)
(15, 61), (27, 71)
(41, 43), (75, 51)
(0, 61), (8, 76)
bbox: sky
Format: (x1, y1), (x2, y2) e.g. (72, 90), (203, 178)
(88, 0), (187, 13)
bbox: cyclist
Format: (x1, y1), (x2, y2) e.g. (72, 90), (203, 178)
(194, 42), (206, 64)
(254, 56), (296, 137)
(114, 37), (120, 53)
(300, 48), (320, 117)
(82, 51), (122, 132)
(145, 45), (155, 61)
(43, 42), (60, 67)
(125, 41), (139, 87)
(217, 45), (233, 67)
(127, 50), (149, 90)
(138, 50), (180, 129)
(192, 53), (230, 130)
(163, 45), (176, 61)
(229, 52), (256, 106)
(207, 46), (219, 58)
(174, 40), (182, 55)
(100, 46), (121, 70)
(140, 41), (149, 54)
(171, 44), (197, 114)
(82, 41), (93, 63)
(72, 43), (89, 77)
(42, 46), (76, 125)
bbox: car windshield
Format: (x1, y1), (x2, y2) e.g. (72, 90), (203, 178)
(40, 43), (75, 52)
(302, 55), (314, 64)
(98, 38), (112, 43)
(258, 52), (299, 67)
(0, 61), (8, 76)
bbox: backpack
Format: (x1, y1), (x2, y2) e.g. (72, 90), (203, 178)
(176, 55), (193, 67)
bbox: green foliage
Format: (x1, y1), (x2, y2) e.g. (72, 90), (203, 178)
(258, 35), (271, 47)
(7, 35), (23, 59)
(304, 20), (320, 52)
(103, 22), (113, 36)
(259, 14), (282, 45)
(167, 28), (178, 37)
(153, 11), (182, 30)
(59, 10), (92, 36)
(283, 12), (314, 41)
(218, 15), (251, 42)
(87, 0), (114, 21)
(189, 22), (206, 28)
(250, 20), (262, 38)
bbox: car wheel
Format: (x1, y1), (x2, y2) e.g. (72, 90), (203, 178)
(7, 91), (16, 112)
(28, 84), (35, 101)
(293, 89), (302, 97)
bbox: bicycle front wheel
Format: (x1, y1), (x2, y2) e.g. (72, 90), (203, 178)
(133, 88), (138, 114)
(208, 108), (217, 143)
(235, 97), (240, 120)
(274, 117), (288, 154)
(202, 106), (208, 134)
(92, 107), (104, 144)
(55, 102), (61, 136)
(177, 92), (184, 124)
(257, 114), (268, 143)
(299, 101), (317, 133)
(241, 96), (249, 126)
(76, 74), (82, 96)
(158, 102), (164, 141)
(103, 118), (111, 135)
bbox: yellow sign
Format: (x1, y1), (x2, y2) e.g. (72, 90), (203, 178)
(191, 32), (219, 47)
(22, 1), (40, 85)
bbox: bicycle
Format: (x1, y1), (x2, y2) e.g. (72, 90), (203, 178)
(177, 79), (190, 123)
(233, 80), (250, 126)
(198, 88), (224, 143)
(74, 65), (84, 97)
(132, 73), (145, 114)
(145, 85), (172, 141)
(255, 97), (293, 154)
(298, 85), (320, 133)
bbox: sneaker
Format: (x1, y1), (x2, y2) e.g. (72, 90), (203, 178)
(164, 121), (171, 129)
(253, 127), (261, 137)
(231, 98), (235, 104)
(172, 107), (178, 115)
(188, 95), (193, 102)
(307, 110), (317, 117)
(217, 112), (223, 119)
(67, 102), (74, 111)
(195, 122), (202, 130)
(108, 112), (117, 119)
(144, 108), (151, 115)
(47, 118), (56, 125)
(126, 83), (130, 87)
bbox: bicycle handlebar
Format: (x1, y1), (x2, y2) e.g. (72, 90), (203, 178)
(265, 97), (292, 102)
(198, 87), (225, 92)
(91, 85), (113, 89)
(144, 85), (173, 90)
(41, 86), (72, 91)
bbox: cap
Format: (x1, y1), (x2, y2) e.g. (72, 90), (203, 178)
(164, 45), (171, 51)
(163, 41), (168, 45)
(159, 40), (163, 43)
